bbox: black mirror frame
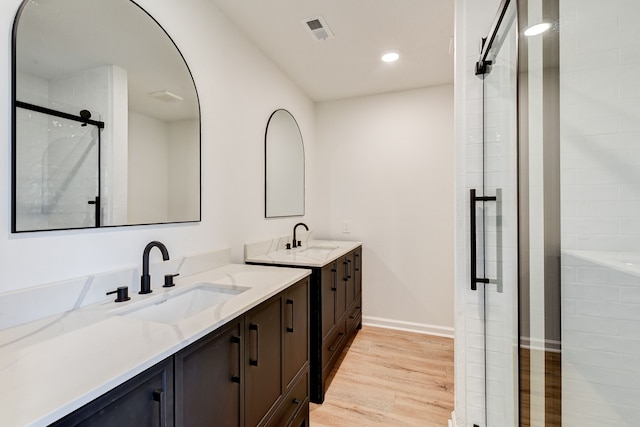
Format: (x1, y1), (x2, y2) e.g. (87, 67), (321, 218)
(10, 0), (202, 233)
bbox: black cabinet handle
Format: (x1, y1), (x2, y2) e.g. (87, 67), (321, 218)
(286, 299), (295, 333)
(152, 389), (165, 427)
(249, 324), (259, 366)
(293, 398), (301, 405)
(343, 261), (349, 282)
(331, 266), (338, 291)
(355, 253), (360, 272)
(347, 259), (352, 279)
(231, 335), (241, 383)
(470, 189), (496, 291)
(329, 332), (345, 352)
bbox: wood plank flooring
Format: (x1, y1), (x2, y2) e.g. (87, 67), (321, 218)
(309, 326), (454, 426)
(520, 348), (562, 426)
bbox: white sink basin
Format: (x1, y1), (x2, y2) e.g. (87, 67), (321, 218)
(112, 283), (248, 324)
(308, 243), (338, 250)
(296, 244), (338, 257)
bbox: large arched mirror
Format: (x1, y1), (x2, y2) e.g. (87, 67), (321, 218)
(12, 0), (201, 232)
(265, 109), (305, 218)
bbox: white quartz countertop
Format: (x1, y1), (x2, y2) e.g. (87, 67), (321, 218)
(245, 239), (362, 268)
(0, 263), (310, 427)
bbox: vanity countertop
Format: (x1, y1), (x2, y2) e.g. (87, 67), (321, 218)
(245, 239), (362, 268)
(0, 263), (310, 427)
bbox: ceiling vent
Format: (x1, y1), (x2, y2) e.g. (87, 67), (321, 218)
(302, 16), (334, 41)
(149, 90), (183, 102)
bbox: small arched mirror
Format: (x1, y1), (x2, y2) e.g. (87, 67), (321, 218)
(12, 0), (200, 232)
(265, 109), (305, 218)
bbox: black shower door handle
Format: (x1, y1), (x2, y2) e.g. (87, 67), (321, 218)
(470, 189), (497, 291)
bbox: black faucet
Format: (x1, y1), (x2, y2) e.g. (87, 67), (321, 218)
(140, 241), (170, 294)
(292, 223), (309, 248)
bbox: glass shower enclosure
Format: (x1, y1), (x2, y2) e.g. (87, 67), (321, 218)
(472, 1), (519, 425)
(14, 101), (103, 231)
(472, 0), (640, 425)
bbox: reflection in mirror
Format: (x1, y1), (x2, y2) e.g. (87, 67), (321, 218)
(265, 109), (305, 218)
(12, 0), (200, 232)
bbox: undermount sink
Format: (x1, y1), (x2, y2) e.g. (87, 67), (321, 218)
(308, 243), (338, 250)
(297, 244), (338, 256)
(112, 283), (248, 324)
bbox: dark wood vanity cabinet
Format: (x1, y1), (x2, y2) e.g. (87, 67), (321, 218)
(283, 279), (310, 389)
(348, 246), (363, 337)
(244, 295), (283, 427)
(250, 245), (362, 404)
(174, 320), (243, 427)
(314, 247), (362, 403)
(52, 278), (309, 427)
(176, 277), (309, 427)
(51, 358), (174, 427)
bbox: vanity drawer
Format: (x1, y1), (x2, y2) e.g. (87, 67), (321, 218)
(322, 318), (346, 371)
(346, 301), (362, 334)
(265, 370), (308, 427)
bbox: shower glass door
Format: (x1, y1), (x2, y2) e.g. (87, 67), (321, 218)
(14, 105), (101, 231)
(481, 1), (519, 425)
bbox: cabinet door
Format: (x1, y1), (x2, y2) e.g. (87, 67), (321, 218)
(320, 262), (337, 339)
(336, 255), (348, 321)
(245, 296), (282, 427)
(288, 399), (310, 427)
(344, 252), (356, 310)
(283, 278), (309, 388)
(51, 359), (174, 427)
(354, 246), (362, 297)
(174, 320), (242, 427)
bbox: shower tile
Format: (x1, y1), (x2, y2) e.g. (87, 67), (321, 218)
(563, 283), (620, 302)
(577, 300), (640, 322)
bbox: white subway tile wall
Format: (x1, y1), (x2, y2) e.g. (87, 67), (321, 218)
(561, 0), (640, 424)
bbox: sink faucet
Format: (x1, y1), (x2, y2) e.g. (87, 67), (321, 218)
(140, 241), (170, 294)
(292, 223), (309, 248)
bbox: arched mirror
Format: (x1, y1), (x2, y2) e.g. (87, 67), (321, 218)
(12, 0), (201, 232)
(265, 109), (305, 218)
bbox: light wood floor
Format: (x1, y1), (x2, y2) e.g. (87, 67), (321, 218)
(309, 326), (454, 427)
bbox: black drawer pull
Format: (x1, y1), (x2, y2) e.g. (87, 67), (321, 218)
(343, 261), (349, 282)
(249, 324), (259, 366)
(231, 335), (241, 383)
(329, 332), (345, 352)
(286, 299), (295, 333)
(152, 389), (165, 427)
(293, 398), (301, 405)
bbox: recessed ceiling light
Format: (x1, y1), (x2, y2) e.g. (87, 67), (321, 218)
(381, 51), (400, 63)
(524, 22), (552, 37)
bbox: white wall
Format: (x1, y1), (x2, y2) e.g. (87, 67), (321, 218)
(1, 0), (316, 293)
(128, 111), (170, 224)
(316, 85), (454, 335)
(168, 119), (200, 222)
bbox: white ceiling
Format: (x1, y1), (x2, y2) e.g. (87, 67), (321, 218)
(210, 0), (455, 102)
(16, 0), (199, 121)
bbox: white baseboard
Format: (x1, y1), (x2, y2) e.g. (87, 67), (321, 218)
(449, 410), (457, 427)
(362, 316), (454, 339)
